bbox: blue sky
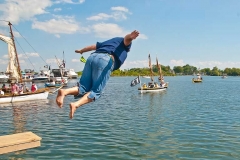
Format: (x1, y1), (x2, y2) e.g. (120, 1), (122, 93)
(0, 0), (240, 72)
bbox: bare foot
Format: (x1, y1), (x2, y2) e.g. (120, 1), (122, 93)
(69, 103), (77, 119)
(56, 89), (65, 108)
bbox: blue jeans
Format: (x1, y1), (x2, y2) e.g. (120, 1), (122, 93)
(75, 53), (114, 100)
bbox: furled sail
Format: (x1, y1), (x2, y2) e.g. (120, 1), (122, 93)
(0, 34), (20, 80)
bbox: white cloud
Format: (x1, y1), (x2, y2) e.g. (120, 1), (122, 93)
(195, 61), (240, 69)
(18, 52), (40, 59)
(32, 16), (82, 37)
(121, 60), (149, 69)
(0, 59), (8, 64)
(87, 6), (130, 21)
(55, 0), (85, 4)
(170, 59), (185, 66)
(92, 23), (125, 38)
(54, 8), (62, 12)
(111, 6), (129, 13)
(72, 59), (79, 62)
(46, 58), (57, 64)
(0, 0), (52, 25)
(87, 13), (112, 21)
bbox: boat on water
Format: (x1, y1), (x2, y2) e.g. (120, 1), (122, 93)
(0, 72), (9, 83)
(49, 53), (68, 86)
(66, 69), (78, 79)
(138, 54), (166, 93)
(221, 74), (227, 79)
(0, 22), (49, 103)
(32, 70), (50, 83)
(192, 73), (203, 83)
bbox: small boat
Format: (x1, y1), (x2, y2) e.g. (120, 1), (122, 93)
(32, 70), (50, 83)
(221, 74), (227, 79)
(192, 78), (202, 83)
(66, 69), (78, 79)
(0, 22), (49, 103)
(138, 82), (166, 93)
(138, 54), (166, 93)
(0, 72), (9, 83)
(192, 73), (202, 83)
(142, 76), (151, 78)
(45, 81), (63, 88)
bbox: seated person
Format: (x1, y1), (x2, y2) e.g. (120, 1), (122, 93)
(11, 82), (18, 94)
(0, 90), (4, 96)
(31, 83), (38, 92)
(18, 84), (24, 94)
(1, 83), (6, 92)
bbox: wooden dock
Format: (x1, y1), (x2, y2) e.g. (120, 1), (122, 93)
(0, 132), (41, 155)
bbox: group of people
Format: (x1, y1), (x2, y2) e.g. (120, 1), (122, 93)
(0, 82), (38, 95)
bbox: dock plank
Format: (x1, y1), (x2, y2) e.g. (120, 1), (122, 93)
(0, 132), (41, 154)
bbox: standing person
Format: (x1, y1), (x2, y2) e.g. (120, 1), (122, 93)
(56, 30), (139, 119)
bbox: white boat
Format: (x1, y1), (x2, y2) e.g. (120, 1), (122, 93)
(138, 83), (166, 93)
(32, 70), (50, 83)
(51, 68), (68, 86)
(50, 53), (69, 86)
(67, 69), (78, 79)
(138, 54), (166, 93)
(0, 72), (9, 83)
(0, 89), (48, 103)
(0, 22), (49, 103)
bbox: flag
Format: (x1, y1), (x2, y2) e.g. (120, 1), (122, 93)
(44, 65), (48, 68)
(130, 76), (141, 87)
(80, 56), (86, 63)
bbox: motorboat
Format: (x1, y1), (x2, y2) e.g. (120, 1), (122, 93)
(66, 69), (78, 79)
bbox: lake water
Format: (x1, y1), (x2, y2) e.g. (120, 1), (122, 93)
(0, 76), (240, 160)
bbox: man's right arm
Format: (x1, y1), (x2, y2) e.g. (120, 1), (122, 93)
(75, 44), (96, 54)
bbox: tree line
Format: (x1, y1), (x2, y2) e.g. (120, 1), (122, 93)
(77, 64), (240, 76)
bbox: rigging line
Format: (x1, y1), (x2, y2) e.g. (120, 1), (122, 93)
(11, 24), (48, 65)
(14, 38), (36, 71)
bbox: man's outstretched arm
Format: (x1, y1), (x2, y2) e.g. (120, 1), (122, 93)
(124, 30), (140, 46)
(75, 44), (96, 54)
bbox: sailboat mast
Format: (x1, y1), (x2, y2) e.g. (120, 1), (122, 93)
(8, 22), (22, 83)
(148, 54), (154, 82)
(156, 57), (162, 79)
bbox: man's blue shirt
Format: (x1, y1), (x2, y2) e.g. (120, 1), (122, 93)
(94, 37), (132, 71)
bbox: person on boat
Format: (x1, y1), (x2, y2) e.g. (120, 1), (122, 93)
(0, 90), (4, 96)
(56, 30), (140, 119)
(197, 74), (201, 80)
(11, 82), (19, 95)
(18, 83), (24, 94)
(31, 83), (38, 92)
(1, 83), (7, 92)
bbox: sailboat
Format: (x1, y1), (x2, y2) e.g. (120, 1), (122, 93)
(0, 22), (49, 103)
(156, 58), (169, 88)
(138, 54), (166, 93)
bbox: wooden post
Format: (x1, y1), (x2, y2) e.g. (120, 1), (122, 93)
(0, 132), (42, 155)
